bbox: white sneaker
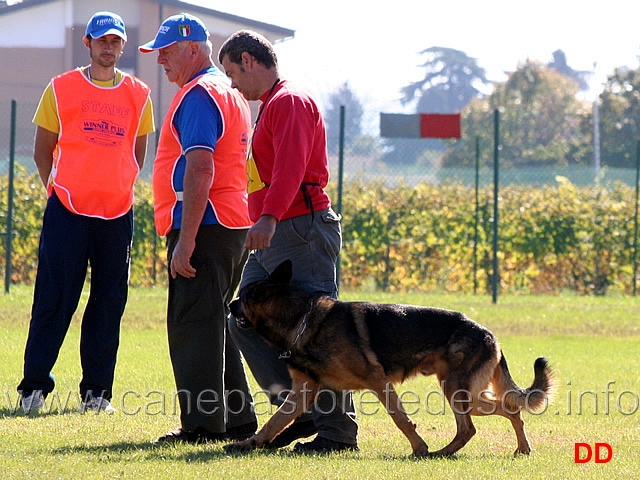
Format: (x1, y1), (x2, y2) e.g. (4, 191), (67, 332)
(80, 396), (117, 414)
(21, 390), (45, 412)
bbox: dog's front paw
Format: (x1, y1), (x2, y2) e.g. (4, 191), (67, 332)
(223, 437), (258, 453)
(513, 447), (531, 456)
(412, 443), (430, 457)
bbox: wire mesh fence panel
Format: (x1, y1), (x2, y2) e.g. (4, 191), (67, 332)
(326, 129), (639, 295)
(2, 102), (639, 294)
(0, 100), (162, 288)
(0, 101), (38, 177)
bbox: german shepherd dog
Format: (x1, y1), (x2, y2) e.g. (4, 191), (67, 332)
(226, 260), (557, 457)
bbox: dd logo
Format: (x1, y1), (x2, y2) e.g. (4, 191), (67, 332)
(574, 443), (613, 463)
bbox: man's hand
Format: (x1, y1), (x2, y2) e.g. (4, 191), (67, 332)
(244, 215), (277, 249)
(170, 237), (197, 279)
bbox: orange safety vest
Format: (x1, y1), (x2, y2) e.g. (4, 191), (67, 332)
(153, 74), (252, 236)
(51, 68), (150, 219)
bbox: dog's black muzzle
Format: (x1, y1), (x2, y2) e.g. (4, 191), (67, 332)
(230, 298), (250, 329)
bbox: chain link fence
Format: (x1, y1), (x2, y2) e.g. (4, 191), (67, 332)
(2, 100), (640, 295)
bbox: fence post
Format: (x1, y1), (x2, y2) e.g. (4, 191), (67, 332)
(336, 105), (345, 291)
(4, 100), (17, 294)
(633, 140), (639, 296)
(492, 109), (500, 304)
(473, 136), (480, 294)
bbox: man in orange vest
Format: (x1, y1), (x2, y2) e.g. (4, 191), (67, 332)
(18, 12), (154, 414)
(139, 13), (258, 443)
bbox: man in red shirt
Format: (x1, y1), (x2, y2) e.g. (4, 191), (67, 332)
(219, 30), (358, 453)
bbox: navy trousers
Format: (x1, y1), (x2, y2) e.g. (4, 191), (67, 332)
(18, 190), (133, 401)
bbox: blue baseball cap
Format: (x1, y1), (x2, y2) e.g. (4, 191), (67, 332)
(139, 13), (209, 52)
(85, 11), (127, 41)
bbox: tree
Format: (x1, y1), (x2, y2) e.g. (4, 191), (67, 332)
(401, 46), (489, 113)
(598, 66), (640, 167)
(547, 49), (591, 91)
(324, 82), (364, 154)
(443, 60), (590, 167)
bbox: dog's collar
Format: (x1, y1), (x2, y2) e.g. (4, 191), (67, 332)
(279, 302), (313, 359)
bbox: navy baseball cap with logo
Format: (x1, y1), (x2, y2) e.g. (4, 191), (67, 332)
(85, 11), (127, 41)
(139, 13), (209, 52)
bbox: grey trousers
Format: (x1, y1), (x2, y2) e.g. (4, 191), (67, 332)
(167, 224), (257, 433)
(228, 208), (358, 445)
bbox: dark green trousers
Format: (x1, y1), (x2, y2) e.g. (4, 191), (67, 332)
(166, 224), (256, 433)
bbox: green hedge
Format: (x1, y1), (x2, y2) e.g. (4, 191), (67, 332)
(333, 179), (638, 295)
(2, 170), (638, 294)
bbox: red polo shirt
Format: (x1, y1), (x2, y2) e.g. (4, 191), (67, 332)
(249, 80), (331, 222)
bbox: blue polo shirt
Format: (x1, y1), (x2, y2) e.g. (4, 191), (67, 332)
(171, 66), (226, 229)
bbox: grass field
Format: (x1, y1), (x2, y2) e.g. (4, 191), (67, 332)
(0, 286), (638, 479)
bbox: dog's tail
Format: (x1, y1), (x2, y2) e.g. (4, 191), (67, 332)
(492, 354), (558, 413)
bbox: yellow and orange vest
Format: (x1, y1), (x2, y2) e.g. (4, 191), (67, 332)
(51, 68), (150, 219)
(153, 74), (252, 236)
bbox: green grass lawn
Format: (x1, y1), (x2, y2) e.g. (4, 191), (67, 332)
(0, 286), (638, 479)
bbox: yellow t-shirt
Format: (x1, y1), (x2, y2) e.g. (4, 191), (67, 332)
(33, 68), (154, 136)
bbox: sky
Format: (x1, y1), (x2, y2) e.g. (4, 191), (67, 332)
(189, 0), (640, 129)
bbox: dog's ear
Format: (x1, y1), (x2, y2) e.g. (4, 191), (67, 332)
(269, 260), (293, 284)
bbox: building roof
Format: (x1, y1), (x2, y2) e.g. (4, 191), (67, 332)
(0, 0), (295, 39)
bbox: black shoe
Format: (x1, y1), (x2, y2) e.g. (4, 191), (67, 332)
(155, 427), (226, 444)
(294, 436), (359, 454)
(265, 419), (318, 449)
(155, 428), (199, 444)
(225, 420), (258, 441)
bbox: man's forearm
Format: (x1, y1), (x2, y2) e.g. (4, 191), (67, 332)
(180, 149), (214, 242)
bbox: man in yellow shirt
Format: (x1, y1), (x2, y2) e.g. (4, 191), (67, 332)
(18, 11), (154, 414)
